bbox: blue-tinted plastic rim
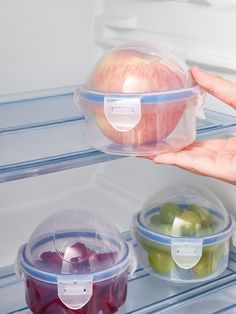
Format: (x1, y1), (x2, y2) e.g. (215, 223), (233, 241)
(135, 212), (234, 245)
(79, 85), (200, 105)
(20, 231), (130, 284)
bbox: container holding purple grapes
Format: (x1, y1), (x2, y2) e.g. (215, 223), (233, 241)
(16, 209), (134, 313)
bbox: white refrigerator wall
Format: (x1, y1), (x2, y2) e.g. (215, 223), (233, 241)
(1, 0), (236, 115)
(0, 0), (104, 95)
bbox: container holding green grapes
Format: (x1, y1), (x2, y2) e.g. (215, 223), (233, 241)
(131, 185), (235, 284)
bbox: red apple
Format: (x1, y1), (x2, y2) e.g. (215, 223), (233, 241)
(85, 48), (188, 146)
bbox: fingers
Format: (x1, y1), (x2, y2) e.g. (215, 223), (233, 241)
(152, 150), (214, 174)
(188, 139), (225, 152)
(138, 155), (155, 160)
(140, 140), (222, 162)
(153, 152), (177, 165)
(152, 151), (197, 169)
(191, 66), (236, 110)
(193, 138), (236, 152)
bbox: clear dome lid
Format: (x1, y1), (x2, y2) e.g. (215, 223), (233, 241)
(86, 41), (194, 94)
(23, 209), (129, 279)
(137, 185), (231, 241)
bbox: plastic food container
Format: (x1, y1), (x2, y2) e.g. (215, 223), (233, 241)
(16, 209), (135, 314)
(131, 185), (235, 284)
(74, 41), (205, 156)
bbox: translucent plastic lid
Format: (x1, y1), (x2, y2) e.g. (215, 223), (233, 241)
(18, 209), (132, 310)
(77, 42), (204, 134)
(134, 185), (234, 270)
(23, 209), (128, 279)
(137, 185), (231, 241)
(86, 41), (193, 95)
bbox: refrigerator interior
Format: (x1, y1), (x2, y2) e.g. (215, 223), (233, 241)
(1, 1), (236, 313)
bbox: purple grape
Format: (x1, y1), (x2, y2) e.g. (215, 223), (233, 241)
(25, 242), (127, 313)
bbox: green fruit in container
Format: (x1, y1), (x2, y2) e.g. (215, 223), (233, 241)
(148, 214), (161, 232)
(157, 224), (173, 236)
(149, 214), (161, 226)
(160, 203), (183, 224)
(192, 251), (217, 277)
(203, 244), (218, 254)
(138, 235), (154, 252)
(188, 204), (212, 227)
(196, 226), (213, 237)
(148, 249), (174, 274)
(154, 243), (170, 254)
(203, 243), (227, 261)
(138, 234), (170, 253)
(149, 217), (173, 235)
(173, 211), (201, 236)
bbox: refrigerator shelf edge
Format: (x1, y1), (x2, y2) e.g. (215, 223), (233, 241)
(0, 150), (121, 183)
(0, 87), (78, 132)
(1, 91), (236, 183)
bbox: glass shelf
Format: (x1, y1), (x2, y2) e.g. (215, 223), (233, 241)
(1, 232), (236, 314)
(1, 90), (236, 183)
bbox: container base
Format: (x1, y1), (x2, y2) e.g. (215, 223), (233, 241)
(95, 138), (193, 156)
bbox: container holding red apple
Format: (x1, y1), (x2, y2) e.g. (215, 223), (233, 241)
(75, 42), (205, 155)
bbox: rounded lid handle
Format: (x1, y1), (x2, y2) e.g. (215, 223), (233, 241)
(171, 239), (203, 269)
(58, 275), (93, 310)
(104, 96), (141, 132)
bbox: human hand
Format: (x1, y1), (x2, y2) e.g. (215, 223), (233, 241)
(145, 66), (236, 185)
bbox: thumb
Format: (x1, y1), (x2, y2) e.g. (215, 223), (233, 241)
(191, 66), (236, 110)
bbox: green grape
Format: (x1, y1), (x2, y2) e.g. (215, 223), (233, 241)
(148, 214), (161, 232)
(148, 249), (174, 274)
(149, 214), (161, 226)
(160, 203), (182, 224)
(196, 226), (213, 237)
(192, 251), (217, 277)
(177, 211), (201, 236)
(139, 235), (154, 252)
(153, 243), (170, 254)
(203, 242), (227, 260)
(203, 244), (218, 254)
(188, 204), (212, 227)
(138, 234), (170, 253)
(157, 224), (173, 235)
